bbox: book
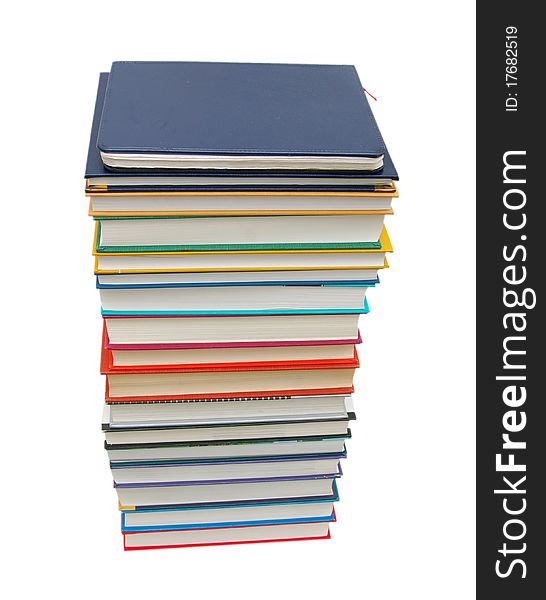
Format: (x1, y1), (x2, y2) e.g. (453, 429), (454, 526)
(122, 509), (335, 534)
(114, 473), (340, 509)
(101, 300), (369, 317)
(103, 313), (362, 347)
(103, 395), (355, 428)
(123, 520), (331, 550)
(93, 215), (386, 253)
(96, 272), (380, 287)
(107, 438), (349, 464)
(104, 364), (357, 401)
(104, 420), (352, 446)
(85, 73), (398, 192)
(102, 320), (362, 351)
(97, 62), (386, 171)
(88, 191), (396, 217)
(94, 257), (387, 277)
(119, 479), (340, 511)
(110, 456), (342, 486)
(99, 284), (372, 314)
(121, 500), (336, 533)
(111, 450), (347, 470)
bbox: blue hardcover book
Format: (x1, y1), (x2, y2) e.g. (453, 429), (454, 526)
(98, 61), (385, 168)
(121, 509), (336, 533)
(85, 72), (398, 190)
(121, 479), (340, 511)
(123, 481), (339, 514)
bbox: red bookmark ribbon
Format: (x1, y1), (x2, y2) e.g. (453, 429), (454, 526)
(362, 87), (378, 101)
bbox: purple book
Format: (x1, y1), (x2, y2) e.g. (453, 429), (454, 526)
(114, 463), (343, 488)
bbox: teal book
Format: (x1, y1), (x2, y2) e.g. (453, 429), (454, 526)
(101, 298), (370, 317)
(94, 220), (383, 253)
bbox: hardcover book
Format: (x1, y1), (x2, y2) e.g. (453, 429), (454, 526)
(85, 72), (399, 191)
(102, 313), (363, 348)
(119, 478), (341, 511)
(87, 192), (396, 218)
(98, 61), (386, 171)
(93, 216), (386, 253)
(123, 520), (332, 550)
(121, 504), (336, 533)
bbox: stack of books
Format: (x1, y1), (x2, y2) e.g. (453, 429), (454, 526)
(85, 61), (398, 550)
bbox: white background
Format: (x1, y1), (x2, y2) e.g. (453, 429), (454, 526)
(2, 1), (475, 597)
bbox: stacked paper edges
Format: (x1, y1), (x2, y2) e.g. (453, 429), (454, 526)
(85, 62), (399, 550)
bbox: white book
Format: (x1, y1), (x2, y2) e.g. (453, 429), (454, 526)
(111, 457), (340, 485)
(123, 521), (331, 549)
(88, 175), (394, 188)
(99, 285), (368, 312)
(104, 395), (353, 428)
(109, 343), (356, 367)
(106, 368), (355, 399)
(97, 269), (379, 286)
(104, 314), (360, 345)
(107, 438), (347, 463)
(90, 192), (393, 213)
(116, 477), (336, 508)
(123, 500), (335, 530)
(97, 214), (386, 248)
(96, 252), (385, 274)
(104, 420), (350, 445)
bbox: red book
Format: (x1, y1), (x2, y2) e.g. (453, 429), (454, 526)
(123, 519), (333, 550)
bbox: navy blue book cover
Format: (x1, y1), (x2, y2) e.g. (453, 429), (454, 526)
(85, 72), (398, 187)
(98, 61), (385, 158)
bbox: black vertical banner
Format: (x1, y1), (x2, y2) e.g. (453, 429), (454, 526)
(477, 2), (544, 598)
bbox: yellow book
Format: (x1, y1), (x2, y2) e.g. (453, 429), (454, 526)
(87, 187), (398, 217)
